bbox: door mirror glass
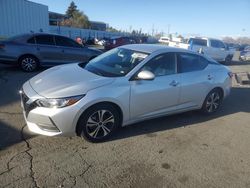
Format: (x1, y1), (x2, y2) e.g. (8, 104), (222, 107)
(137, 70), (155, 80)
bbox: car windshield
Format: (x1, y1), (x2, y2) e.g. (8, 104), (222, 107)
(244, 46), (250, 51)
(84, 48), (149, 77)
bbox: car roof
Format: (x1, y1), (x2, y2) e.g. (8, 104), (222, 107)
(121, 44), (193, 54)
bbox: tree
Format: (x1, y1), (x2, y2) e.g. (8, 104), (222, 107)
(71, 11), (90, 28)
(62, 1), (90, 29)
(66, 1), (77, 18)
(107, 26), (119, 32)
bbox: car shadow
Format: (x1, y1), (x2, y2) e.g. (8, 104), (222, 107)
(111, 87), (250, 142)
(0, 120), (33, 150)
(0, 65), (41, 149)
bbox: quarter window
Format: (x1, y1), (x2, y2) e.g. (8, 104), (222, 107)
(177, 53), (208, 73)
(142, 53), (176, 77)
(55, 36), (81, 48)
(35, 35), (55, 46)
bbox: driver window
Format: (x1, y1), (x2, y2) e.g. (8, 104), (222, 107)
(142, 53), (176, 77)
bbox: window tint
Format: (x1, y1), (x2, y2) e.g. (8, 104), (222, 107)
(210, 40), (225, 48)
(189, 38), (207, 46)
(27, 37), (35, 44)
(35, 35), (55, 45)
(55, 36), (81, 48)
(177, 53), (208, 73)
(142, 53), (176, 77)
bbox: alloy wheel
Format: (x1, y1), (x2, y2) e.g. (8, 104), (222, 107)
(21, 57), (37, 72)
(206, 92), (220, 113)
(85, 110), (115, 139)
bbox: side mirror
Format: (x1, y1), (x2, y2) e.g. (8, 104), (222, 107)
(136, 70), (155, 80)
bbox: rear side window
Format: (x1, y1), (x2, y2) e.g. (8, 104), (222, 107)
(210, 40), (225, 48)
(189, 38), (207, 46)
(35, 35), (55, 46)
(27, 37), (36, 44)
(55, 36), (81, 48)
(177, 53), (208, 73)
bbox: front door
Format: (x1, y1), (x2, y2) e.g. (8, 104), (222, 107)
(35, 34), (63, 65)
(130, 53), (181, 119)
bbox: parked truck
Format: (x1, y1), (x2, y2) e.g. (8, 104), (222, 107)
(168, 37), (233, 63)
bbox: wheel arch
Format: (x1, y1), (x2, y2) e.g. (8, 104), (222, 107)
(75, 101), (123, 136)
(212, 87), (224, 99)
(18, 54), (40, 64)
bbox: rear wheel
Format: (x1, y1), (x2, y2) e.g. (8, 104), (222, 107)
(77, 104), (121, 142)
(225, 55), (232, 64)
(201, 89), (223, 114)
(19, 56), (39, 72)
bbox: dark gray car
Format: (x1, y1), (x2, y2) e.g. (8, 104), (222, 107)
(0, 33), (102, 72)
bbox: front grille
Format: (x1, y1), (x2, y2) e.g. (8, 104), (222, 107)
(20, 90), (37, 117)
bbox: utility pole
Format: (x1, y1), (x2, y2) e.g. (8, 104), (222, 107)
(168, 24), (171, 35)
(152, 24), (155, 36)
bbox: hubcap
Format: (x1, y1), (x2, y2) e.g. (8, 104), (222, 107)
(85, 110), (115, 139)
(21, 58), (37, 71)
(206, 92), (220, 112)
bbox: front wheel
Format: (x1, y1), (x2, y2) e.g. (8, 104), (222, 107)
(77, 104), (121, 142)
(19, 56), (39, 72)
(201, 89), (223, 114)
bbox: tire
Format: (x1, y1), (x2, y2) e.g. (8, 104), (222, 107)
(77, 104), (121, 142)
(201, 89), (223, 114)
(224, 55), (232, 64)
(19, 56), (39, 72)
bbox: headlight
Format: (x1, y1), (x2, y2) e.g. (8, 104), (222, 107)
(36, 95), (84, 108)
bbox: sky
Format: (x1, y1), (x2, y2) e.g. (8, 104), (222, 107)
(32, 0), (250, 38)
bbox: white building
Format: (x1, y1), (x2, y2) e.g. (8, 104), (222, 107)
(0, 0), (49, 38)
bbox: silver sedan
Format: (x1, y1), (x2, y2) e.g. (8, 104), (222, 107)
(0, 33), (102, 72)
(20, 44), (232, 142)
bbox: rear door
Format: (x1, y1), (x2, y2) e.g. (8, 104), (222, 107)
(55, 36), (89, 63)
(35, 35), (62, 65)
(177, 53), (212, 108)
(209, 39), (228, 61)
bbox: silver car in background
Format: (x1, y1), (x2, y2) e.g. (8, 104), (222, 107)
(20, 44), (232, 142)
(0, 33), (102, 71)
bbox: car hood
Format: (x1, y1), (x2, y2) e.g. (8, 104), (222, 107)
(29, 64), (114, 98)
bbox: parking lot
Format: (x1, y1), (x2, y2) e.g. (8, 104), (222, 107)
(0, 61), (250, 188)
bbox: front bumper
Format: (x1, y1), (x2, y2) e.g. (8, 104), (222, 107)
(20, 82), (80, 136)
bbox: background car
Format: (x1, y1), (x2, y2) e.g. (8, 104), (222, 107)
(20, 44), (232, 142)
(240, 46), (250, 61)
(158, 36), (170, 44)
(0, 33), (102, 72)
(168, 37), (233, 64)
(104, 36), (135, 50)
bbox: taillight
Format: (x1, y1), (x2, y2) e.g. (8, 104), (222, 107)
(0, 44), (5, 49)
(228, 72), (233, 78)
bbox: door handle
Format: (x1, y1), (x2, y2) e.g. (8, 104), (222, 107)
(62, 49), (65, 53)
(169, 80), (179, 87)
(36, 47), (40, 51)
(208, 75), (213, 80)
